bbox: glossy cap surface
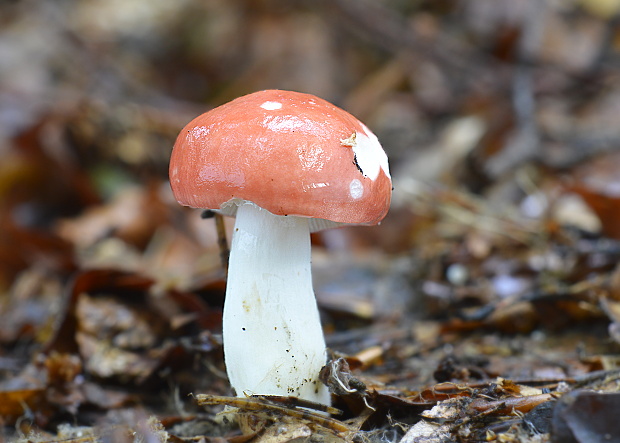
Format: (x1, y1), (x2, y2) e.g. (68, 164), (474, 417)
(169, 90), (391, 225)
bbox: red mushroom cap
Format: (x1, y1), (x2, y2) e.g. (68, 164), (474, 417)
(169, 90), (391, 226)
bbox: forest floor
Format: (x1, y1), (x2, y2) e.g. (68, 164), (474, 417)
(2, 1), (620, 442)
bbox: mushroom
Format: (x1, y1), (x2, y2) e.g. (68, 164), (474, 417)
(169, 90), (391, 405)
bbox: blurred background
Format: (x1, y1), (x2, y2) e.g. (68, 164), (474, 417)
(2, 0), (620, 440)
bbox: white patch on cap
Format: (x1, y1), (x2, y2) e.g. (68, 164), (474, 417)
(264, 115), (308, 133)
(188, 125), (210, 143)
(297, 144), (326, 172)
(303, 182), (329, 192)
(260, 101), (283, 110)
(349, 179), (363, 199)
(349, 125), (391, 180)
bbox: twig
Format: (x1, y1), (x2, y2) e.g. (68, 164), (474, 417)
(194, 394), (350, 434)
(201, 210), (230, 275)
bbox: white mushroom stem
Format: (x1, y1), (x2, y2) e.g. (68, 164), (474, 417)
(222, 201), (330, 405)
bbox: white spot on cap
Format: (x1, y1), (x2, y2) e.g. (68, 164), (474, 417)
(349, 179), (363, 199)
(351, 126), (391, 180)
(260, 101), (282, 110)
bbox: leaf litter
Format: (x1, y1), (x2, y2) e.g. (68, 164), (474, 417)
(2, 0), (620, 442)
